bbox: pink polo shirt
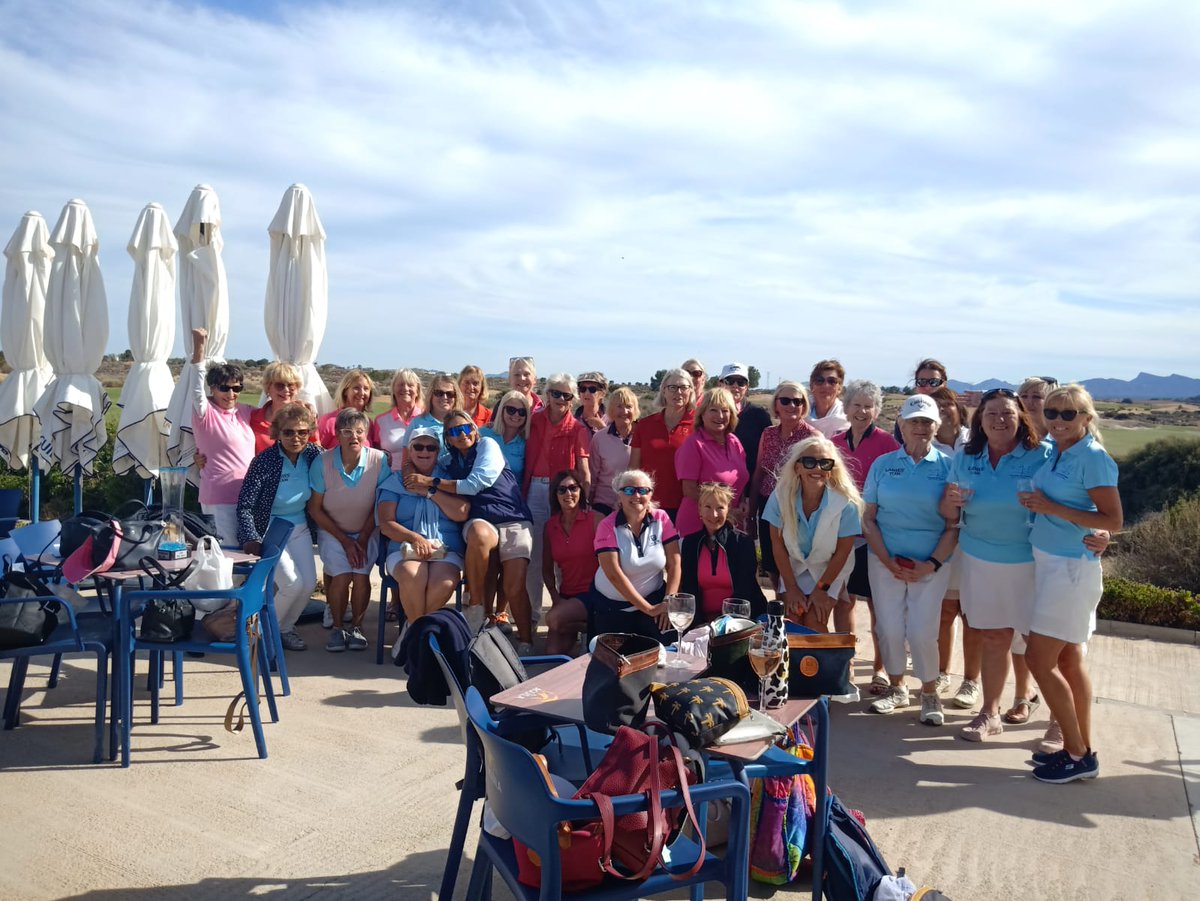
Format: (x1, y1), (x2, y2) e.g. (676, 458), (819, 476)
(673, 429), (748, 535)
(191, 363), (255, 505)
(374, 406), (423, 470)
(833, 425), (901, 490)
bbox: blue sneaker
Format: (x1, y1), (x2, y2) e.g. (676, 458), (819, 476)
(1029, 748), (1069, 767)
(1033, 750), (1099, 784)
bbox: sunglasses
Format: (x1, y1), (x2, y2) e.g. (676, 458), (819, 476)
(619, 486), (652, 497)
(217, 384), (243, 394)
(982, 388), (1017, 401)
(799, 456), (836, 471)
(914, 377), (944, 388)
(549, 389), (573, 401)
(686, 369), (705, 378)
(579, 385), (602, 394)
(777, 396), (805, 407)
(272, 382), (299, 393)
(723, 378), (748, 387)
(1043, 408), (1081, 421)
(432, 389), (456, 400)
(556, 484), (581, 495)
(280, 428), (310, 438)
(811, 376), (840, 386)
(503, 405), (527, 417)
(410, 443), (439, 453)
(446, 424), (474, 438)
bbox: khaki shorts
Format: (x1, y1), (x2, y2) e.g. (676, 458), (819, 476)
(465, 518), (533, 562)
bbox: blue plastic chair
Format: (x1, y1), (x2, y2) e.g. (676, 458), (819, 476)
(462, 685), (751, 901)
(122, 552), (282, 761)
(10, 520), (61, 575)
(1, 594), (115, 763)
(0, 488), (21, 537)
(243, 517), (295, 696)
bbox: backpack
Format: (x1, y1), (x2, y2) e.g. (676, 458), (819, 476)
(823, 793), (892, 901)
(467, 625), (528, 705)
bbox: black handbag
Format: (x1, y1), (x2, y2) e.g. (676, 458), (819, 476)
(136, 557), (197, 643)
(468, 626), (528, 703)
(707, 618), (763, 693)
(651, 677), (749, 747)
(787, 631), (857, 698)
(0, 565), (59, 650)
(582, 633), (661, 735)
(59, 510), (112, 559)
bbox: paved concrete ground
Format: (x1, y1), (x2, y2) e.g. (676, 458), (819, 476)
(1, 598), (1197, 901)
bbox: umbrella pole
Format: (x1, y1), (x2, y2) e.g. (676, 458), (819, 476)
(73, 463), (82, 514)
(29, 463), (40, 524)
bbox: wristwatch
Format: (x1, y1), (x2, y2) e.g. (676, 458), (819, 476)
(817, 580), (832, 592)
(427, 477), (441, 497)
(928, 557), (943, 572)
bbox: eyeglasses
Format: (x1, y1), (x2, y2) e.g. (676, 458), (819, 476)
(549, 389), (574, 401)
(811, 376), (840, 386)
(217, 384), (243, 394)
(799, 457), (836, 471)
(410, 443), (439, 453)
(432, 389), (456, 400)
(1043, 408), (1081, 421)
(619, 486), (652, 497)
(723, 378), (748, 387)
(664, 384), (690, 393)
(982, 388), (1017, 401)
(446, 424), (474, 439)
(914, 377), (944, 388)
(556, 484), (581, 495)
(338, 428), (367, 437)
(280, 428), (310, 438)
(776, 396), (805, 407)
(579, 385), (602, 394)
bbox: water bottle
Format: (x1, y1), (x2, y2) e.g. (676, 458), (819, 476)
(762, 599), (789, 708)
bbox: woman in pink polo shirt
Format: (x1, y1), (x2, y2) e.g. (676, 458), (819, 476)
(541, 470), (601, 655)
(674, 387), (748, 536)
(374, 368), (424, 470)
(317, 369), (382, 449)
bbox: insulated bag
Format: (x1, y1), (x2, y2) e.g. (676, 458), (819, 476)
(582, 632), (661, 734)
(787, 625), (856, 698)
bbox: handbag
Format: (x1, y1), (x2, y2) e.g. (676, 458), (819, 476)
(467, 625), (528, 703)
(514, 754), (608, 892)
(184, 536), (234, 612)
(59, 510), (112, 559)
(109, 501), (169, 571)
(0, 564), (59, 649)
(137, 557), (198, 643)
(787, 628), (856, 698)
(650, 677), (749, 747)
(581, 632), (661, 735)
(707, 617), (764, 693)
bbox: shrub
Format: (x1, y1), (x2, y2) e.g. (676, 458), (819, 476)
(1117, 436), (1200, 522)
(1099, 577), (1200, 630)
(1109, 495), (1200, 595)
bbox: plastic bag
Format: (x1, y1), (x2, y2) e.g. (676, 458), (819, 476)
(186, 536), (234, 612)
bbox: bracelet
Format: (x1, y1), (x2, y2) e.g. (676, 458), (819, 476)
(929, 557), (943, 572)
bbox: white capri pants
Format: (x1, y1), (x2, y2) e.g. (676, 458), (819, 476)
(525, 478), (552, 621)
(868, 553), (953, 684)
(202, 504), (239, 547)
(274, 526), (318, 631)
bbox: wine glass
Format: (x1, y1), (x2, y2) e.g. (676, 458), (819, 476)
(749, 632), (783, 712)
(722, 598), (751, 621)
(954, 475), (974, 528)
(1017, 478), (1035, 527)
(665, 593), (696, 668)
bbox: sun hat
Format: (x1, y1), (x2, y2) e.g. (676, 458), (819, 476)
(577, 371), (608, 389)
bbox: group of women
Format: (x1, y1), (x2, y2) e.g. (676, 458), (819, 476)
(188, 341), (1120, 784)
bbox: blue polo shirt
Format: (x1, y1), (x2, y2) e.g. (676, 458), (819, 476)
(1030, 434), (1118, 560)
(494, 432), (526, 483)
(950, 443), (1053, 564)
(402, 412), (445, 448)
(378, 473), (466, 557)
(761, 488), (861, 556)
(271, 448), (315, 527)
(308, 447), (390, 493)
(863, 446), (952, 559)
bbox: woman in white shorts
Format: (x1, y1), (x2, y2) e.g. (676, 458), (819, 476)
(862, 395), (958, 726)
(377, 427), (469, 623)
(307, 409), (389, 652)
(1018, 385), (1122, 784)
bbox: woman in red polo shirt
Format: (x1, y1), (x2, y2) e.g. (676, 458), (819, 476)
(523, 373), (592, 621)
(629, 367), (695, 522)
(542, 469), (601, 655)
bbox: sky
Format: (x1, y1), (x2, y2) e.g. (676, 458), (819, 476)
(2, 0), (1198, 388)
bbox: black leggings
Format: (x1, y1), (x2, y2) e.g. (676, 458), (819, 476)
(586, 585), (667, 643)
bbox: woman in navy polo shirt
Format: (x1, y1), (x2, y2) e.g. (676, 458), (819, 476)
(862, 394), (958, 726)
(587, 469), (681, 642)
(1019, 385), (1122, 783)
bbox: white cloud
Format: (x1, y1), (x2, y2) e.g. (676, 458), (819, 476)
(0, 0), (1198, 387)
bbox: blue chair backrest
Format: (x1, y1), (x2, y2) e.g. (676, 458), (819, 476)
(0, 488), (21, 517)
(235, 552), (282, 619)
(429, 634), (471, 744)
(0, 536), (22, 568)
(10, 520), (61, 559)
(260, 518), (295, 558)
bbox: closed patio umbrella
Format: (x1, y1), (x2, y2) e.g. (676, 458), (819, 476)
(33, 199), (110, 506)
(265, 183), (333, 414)
(166, 184), (229, 472)
(113, 202), (177, 480)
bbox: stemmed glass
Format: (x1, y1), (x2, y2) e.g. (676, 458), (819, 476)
(665, 593), (696, 668)
(954, 474), (974, 528)
(722, 598), (751, 621)
(1017, 478), (1035, 527)
(749, 632), (783, 712)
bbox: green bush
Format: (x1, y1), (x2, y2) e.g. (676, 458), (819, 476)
(1117, 437), (1200, 522)
(1099, 577), (1200, 630)
(1109, 495), (1200, 595)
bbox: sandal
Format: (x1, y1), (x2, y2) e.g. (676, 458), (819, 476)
(868, 673), (890, 696)
(1002, 694), (1040, 724)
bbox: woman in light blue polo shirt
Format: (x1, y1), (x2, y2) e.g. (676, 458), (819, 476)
(862, 394), (957, 726)
(1018, 385), (1122, 784)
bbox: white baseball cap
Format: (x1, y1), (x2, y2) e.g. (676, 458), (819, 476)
(719, 363), (749, 381)
(898, 394), (941, 424)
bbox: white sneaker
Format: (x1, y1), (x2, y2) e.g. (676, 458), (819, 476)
(919, 691), (945, 726)
(959, 711), (1003, 742)
(869, 685), (910, 714)
(952, 678), (981, 709)
(934, 672), (951, 695)
(322, 606), (334, 629)
(830, 686), (861, 704)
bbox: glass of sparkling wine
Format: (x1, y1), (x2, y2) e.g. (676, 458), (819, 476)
(722, 598), (751, 620)
(1017, 478), (1035, 526)
(955, 475), (974, 528)
(749, 632), (783, 712)
(665, 593), (696, 667)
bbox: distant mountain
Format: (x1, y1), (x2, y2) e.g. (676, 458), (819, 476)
(947, 372), (1200, 400)
(947, 378), (1016, 394)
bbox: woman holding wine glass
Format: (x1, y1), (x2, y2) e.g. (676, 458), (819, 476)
(678, 482), (767, 626)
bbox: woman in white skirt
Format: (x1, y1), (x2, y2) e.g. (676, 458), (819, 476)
(1019, 385), (1122, 783)
(862, 395), (958, 726)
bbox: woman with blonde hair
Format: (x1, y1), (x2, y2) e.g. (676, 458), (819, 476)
(375, 368), (424, 470)
(674, 387), (748, 536)
(459, 364), (492, 428)
(589, 386), (639, 515)
(492, 355), (543, 417)
(1017, 377), (1056, 438)
(629, 368), (695, 521)
(765, 436), (863, 633)
(250, 359), (313, 454)
(404, 373), (462, 450)
(681, 358), (707, 398)
(487, 389), (533, 483)
(317, 369), (381, 449)
(679, 482), (766, 625)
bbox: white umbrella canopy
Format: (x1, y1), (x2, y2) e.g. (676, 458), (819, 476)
(33, 199), (110, 476)
(113, 202), (177, 479)
(165, 184), (228, 469)
(0, 211), (54, 471)
(265, 183), (334, 414)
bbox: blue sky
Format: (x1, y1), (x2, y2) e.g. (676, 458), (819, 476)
(2, 0), (1198, 387)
